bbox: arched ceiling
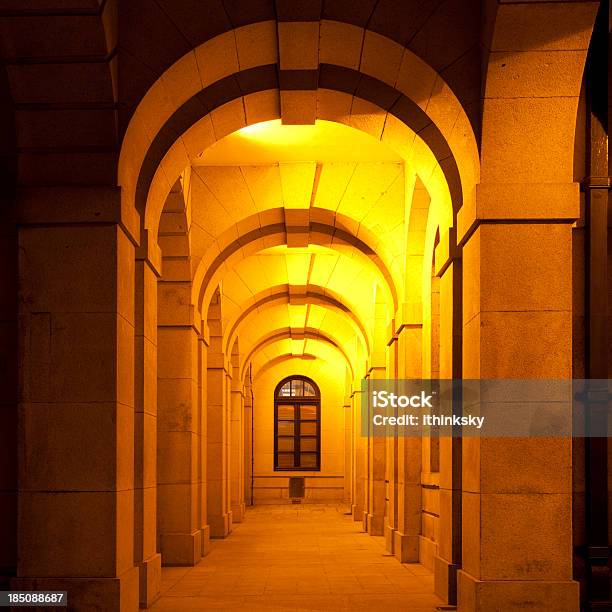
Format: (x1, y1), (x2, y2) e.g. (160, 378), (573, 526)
(246, 335), (352, 385)
(185, 123), (408, 308)
(138, 83), (464, 236)
(0, 0), (484, 391)
(239, 320), (358, 380)
(222, 281), (373, 356)
(120, 19), (479, 236)
(181, 120), (404, 383)
(0, 0), (600, 393)
(153, 105), (456, 385)
(1, 6), (480, 394)
(206, 243), (392, 334)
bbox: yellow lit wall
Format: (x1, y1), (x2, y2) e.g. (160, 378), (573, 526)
(251, 357), (347, 503)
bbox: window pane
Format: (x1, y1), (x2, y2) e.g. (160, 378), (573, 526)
(303, 382), (316, 396)
(277, 453), (294, 468)
(275, 378), (320, 472)
(300, 422), (317, 435)
(291, 379), (304, 396)
(300, 437), (317, 452)
(300, 453), (318, 468)
(277, 404), (294, 420)
(300, 405), (317, 420)
(277, 421), (294, 436)
(277, 437), (294, 452)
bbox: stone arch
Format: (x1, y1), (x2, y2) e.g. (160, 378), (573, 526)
(194, 212), (400, 319)
(239, 328), (356, 383)
(250, 353), (318, 383)
(233, 302), (366, 379)
(222, 284), (371, 357)
(181, 157), (408, 313)
(117, 21), (480, 240)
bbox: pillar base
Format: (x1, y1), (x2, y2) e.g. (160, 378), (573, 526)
(231, 503), (246, 523)
(361, 510), (368, 532)
(418, 535), (436, 571)
(351, 504), (363, 522)
(393, 531), (419, 563)
(160, 530), (202, 566)
(434, 556), (459, 605)
(138, 552), (161, 608)
(457, 570), (579, 612)
(11, 566), (139, 612)
(384, 524), (395, 554)
(366, 513), (385, 536)
(201, 525), (211, 557)
(209, 512), (232, 538)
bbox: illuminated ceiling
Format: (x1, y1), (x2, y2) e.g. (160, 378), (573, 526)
(196, 119), (402, 164)
(161, 118), (427, 383)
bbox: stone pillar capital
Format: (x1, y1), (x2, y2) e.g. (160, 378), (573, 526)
(157, 319), (201, 335)
(458, 182), (581, 246)
(394, 301), (423, 334)
(136, 229), (162, 276)
(207, 352), (228, 372)
(434, 227), (460, 277)
(16, 186), (141, 246)
(366, 365), (386, 379)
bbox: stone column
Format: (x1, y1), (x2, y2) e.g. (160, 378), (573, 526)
(343, 389), (352, 504)
(156, 183), (203, 565)
(365, 366), (387, 536)
(207, 317), (232, 537)
(457, 183), (580, 611)
(385, 335), (399, 553)
(243, 372), (253, 507)
(351, 389), (366, 521)
(230, 384), (246, 523)
(394, 304), (422, 562)
(364, 295), (389, 536)
(198, 332), (211, 557)
(433, 234), (462, 605)
(134, 231), (162, 605)
(14, 187), (139, 610)
(157, 262), (202, 566)
(0, 207), (17, 587)
(225, 369), (234, 528)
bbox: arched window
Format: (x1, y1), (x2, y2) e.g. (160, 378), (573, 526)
(274, 376), (321, 471)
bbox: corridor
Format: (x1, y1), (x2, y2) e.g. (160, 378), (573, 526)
(152, 505), (443, 611)
(3, 2), (609, 610)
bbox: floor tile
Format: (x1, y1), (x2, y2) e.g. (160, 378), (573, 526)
(151, 504), (443, 611)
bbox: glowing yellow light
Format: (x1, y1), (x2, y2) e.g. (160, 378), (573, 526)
(198, 119), (401, 164)
(238, 121), (274, 135)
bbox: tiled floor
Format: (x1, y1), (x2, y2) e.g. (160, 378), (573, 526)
(151, 504), (444, 611)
